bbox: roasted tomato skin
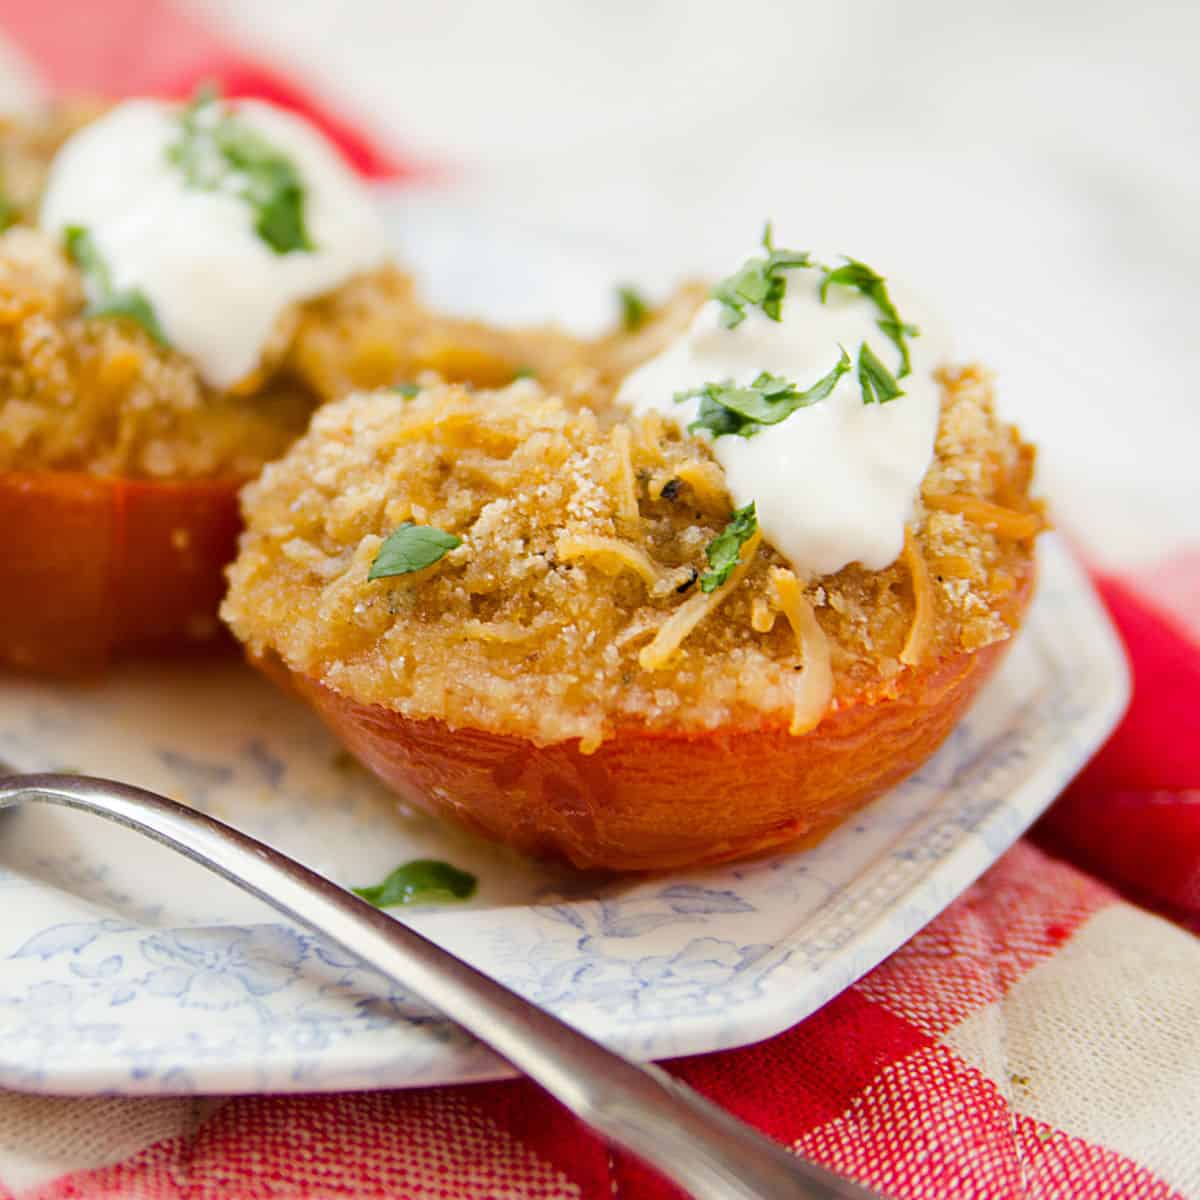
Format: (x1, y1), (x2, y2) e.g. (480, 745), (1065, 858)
(0, 471), (242, 674)
(257, 565), (1033, 872)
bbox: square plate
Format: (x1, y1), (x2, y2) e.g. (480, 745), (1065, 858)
(0, 533), (1128, 1095)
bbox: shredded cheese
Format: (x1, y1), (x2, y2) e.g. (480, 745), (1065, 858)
(638, 530), (761, 670)
(900, 527), (936, 667)
(460, 619), (539, 643)
(382, 408), (480, 448)
(925, 493), (1042, 539)
(929, 554), (976, 579)
(750, 595), (777, 633)
(674, 459), (729, 513)
(648, 467), (679, 501)
(768, 566), (833, 734)
(631, 411), (668, 463)
(556, 534), (665, 589)
(609, 424), (641, 532)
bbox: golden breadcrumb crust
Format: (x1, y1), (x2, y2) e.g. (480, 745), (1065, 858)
(223, 367), (1042, 749)
(0, 107), (702, 481)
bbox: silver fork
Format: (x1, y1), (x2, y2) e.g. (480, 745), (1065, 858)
(0, 766), (886, 1200)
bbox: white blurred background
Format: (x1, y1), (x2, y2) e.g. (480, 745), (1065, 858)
(170, 2), (1200, 561)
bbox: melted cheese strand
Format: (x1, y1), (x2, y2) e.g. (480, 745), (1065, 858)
(674, 459), (728, 512)
(900, 527), (936, 667)
(639, 530), (762, 670)
(610, 424), (640, 530)
(631, 410), (668, 464)
(768, 566), (833, 734)
(750, 595), (777, 633)
(929, 554), (975, 579)
(460, 620), (539, 643)
(556, 535), (665, 589)
(924, 493), (1042, 539)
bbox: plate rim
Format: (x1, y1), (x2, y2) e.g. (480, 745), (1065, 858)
(0, 534), (1131, 1095)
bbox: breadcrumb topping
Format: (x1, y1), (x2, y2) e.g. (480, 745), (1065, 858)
(0, 108), (703, 481)
(0, 221), (699, 481)
(223, 367), (1041, 748)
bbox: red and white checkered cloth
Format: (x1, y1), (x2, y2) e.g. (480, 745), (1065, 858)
(1, 3), (1198, 1196)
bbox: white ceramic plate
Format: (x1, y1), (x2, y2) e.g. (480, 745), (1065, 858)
(0, 204), (1130, 1096)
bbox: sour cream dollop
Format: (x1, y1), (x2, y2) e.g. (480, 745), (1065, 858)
(617, 254), (950, 578)
(39, 98), (387, 389)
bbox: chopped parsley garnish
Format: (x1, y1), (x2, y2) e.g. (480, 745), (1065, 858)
(368, 522), (461, 580)
(353, 859), (478, 908)
(676, 349), (851, 440)
(512, 365), (537, 380)
(711, 222), (810, 329)
(617, 284), (649, 332)
(700, 502), (757, 593)
(0, 164), (15, 231)
(392, 382), (420, 397)
(168, 87), (314, 255)
(64, 226), (168, 345)
(856, 341), (904, 404)
(708, 226), (921, 409)
(819, 256), (918, 379)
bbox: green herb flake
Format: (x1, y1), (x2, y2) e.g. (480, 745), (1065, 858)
(676, 386), (743, 439)
(700, 501), (757, 593)
(353, 859), (478, 908)
(64, 226), (169, 346)
(857, 341), (904, 405)
(391, 382), (420, 397)
(368, 522), (462, 580)
(0, 161), (16, 232)
(617, 284), (650, 332)
(819, 255), (919, 378)
(711, 222), (811, 329)
(512, 365), (537, 381)
(168, 86), (314, 255)
(677, 349), (851, 440)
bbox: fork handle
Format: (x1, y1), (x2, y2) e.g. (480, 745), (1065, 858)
(0, 772), (884, 1200)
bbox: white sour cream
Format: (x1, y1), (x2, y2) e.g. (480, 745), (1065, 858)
(618, 257), (950, 578)
(39, 98), (387, 389)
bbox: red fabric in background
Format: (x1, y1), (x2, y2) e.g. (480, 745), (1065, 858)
(1034, 575), (1200, 931)
(0, 0), (411, 178)
(23, 579), (1196, 1199)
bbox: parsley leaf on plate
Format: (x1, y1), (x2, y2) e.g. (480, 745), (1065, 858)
(368, 522), (462, 580)
(353, 859), (478, 908)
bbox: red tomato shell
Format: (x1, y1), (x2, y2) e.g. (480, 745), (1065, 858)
(261, 563), (1034, 871)
(0, 471), (242, 674)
